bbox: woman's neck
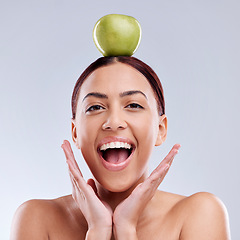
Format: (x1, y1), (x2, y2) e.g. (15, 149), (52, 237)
(94, 172), (148, 211)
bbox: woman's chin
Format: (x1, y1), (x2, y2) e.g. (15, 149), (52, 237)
(105, 184), (132, 193)
(95, 175), (141, 193)
(102, 182), (131, 193)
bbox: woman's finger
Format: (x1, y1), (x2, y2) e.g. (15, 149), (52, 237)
(63, 141), (99, 200)
(61, 140), (83, 177)
(71, 173), (86, 201)
(62, 140), (81, 171)
(151, 144), (180, 177)
(66, 157), (88, 191)
(140, 144), (180, 193)
(87, 179), (98, 196)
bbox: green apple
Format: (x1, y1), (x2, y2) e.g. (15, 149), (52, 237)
(93, 14), (142, 56)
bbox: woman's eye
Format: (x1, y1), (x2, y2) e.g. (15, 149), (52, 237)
(86, 105), (104, 112)
(126, 103), (144, 109)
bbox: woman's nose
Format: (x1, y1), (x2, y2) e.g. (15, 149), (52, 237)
(102, 109), (127, 131)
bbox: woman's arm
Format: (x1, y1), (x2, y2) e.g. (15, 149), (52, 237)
(180, 192), (231, 240)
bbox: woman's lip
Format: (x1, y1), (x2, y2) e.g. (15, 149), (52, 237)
(97, 136), (135, 150)
(98, 147), (135, 171)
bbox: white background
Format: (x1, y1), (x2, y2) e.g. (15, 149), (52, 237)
(1, 0), (239, 239)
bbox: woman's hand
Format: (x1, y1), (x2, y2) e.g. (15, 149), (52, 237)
(61, 140), (112, 240)
(112, 144), (181, 239)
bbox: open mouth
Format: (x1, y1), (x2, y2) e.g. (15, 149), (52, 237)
(98, 142), (134, 164)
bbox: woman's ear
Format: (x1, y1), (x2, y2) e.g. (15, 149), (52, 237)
(71, 119), (80, 149)
(155, 114), (168, 146)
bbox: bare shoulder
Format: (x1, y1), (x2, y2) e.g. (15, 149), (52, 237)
(179, 192), (231, 240)
(153, 191), (230, 239)
(10, 195), (84, 240)
(10, 198), (55, 240)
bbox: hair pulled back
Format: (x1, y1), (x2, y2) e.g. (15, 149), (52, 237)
(71, 56), (165, 119)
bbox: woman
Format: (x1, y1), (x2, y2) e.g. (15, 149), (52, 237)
(10, 56), (230, 239)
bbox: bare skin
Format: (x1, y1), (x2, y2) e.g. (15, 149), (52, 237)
(10, 63), (231, 239)
(10, 175), (230, 239)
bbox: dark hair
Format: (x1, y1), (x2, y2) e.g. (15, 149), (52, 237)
(71, 56), (165, 119)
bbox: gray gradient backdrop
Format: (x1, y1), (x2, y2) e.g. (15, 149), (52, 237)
(1, 0), (239, 239)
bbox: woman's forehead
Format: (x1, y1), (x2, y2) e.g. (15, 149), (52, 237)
(78, 62), (155, 99)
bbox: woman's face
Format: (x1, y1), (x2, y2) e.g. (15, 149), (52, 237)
(72, 62), (167, 192)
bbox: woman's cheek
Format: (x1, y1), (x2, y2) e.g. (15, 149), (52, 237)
(135, 114), (157, 143)
(79, 116), (99, 140)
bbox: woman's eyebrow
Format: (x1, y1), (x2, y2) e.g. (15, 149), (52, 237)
(82, 92), (108, 102)
(82, 90), (147, 102)
(120, 90), (147, 99)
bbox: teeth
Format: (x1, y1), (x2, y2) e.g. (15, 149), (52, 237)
(100, 141), (132, 151)
(110, 142), (115, 148)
